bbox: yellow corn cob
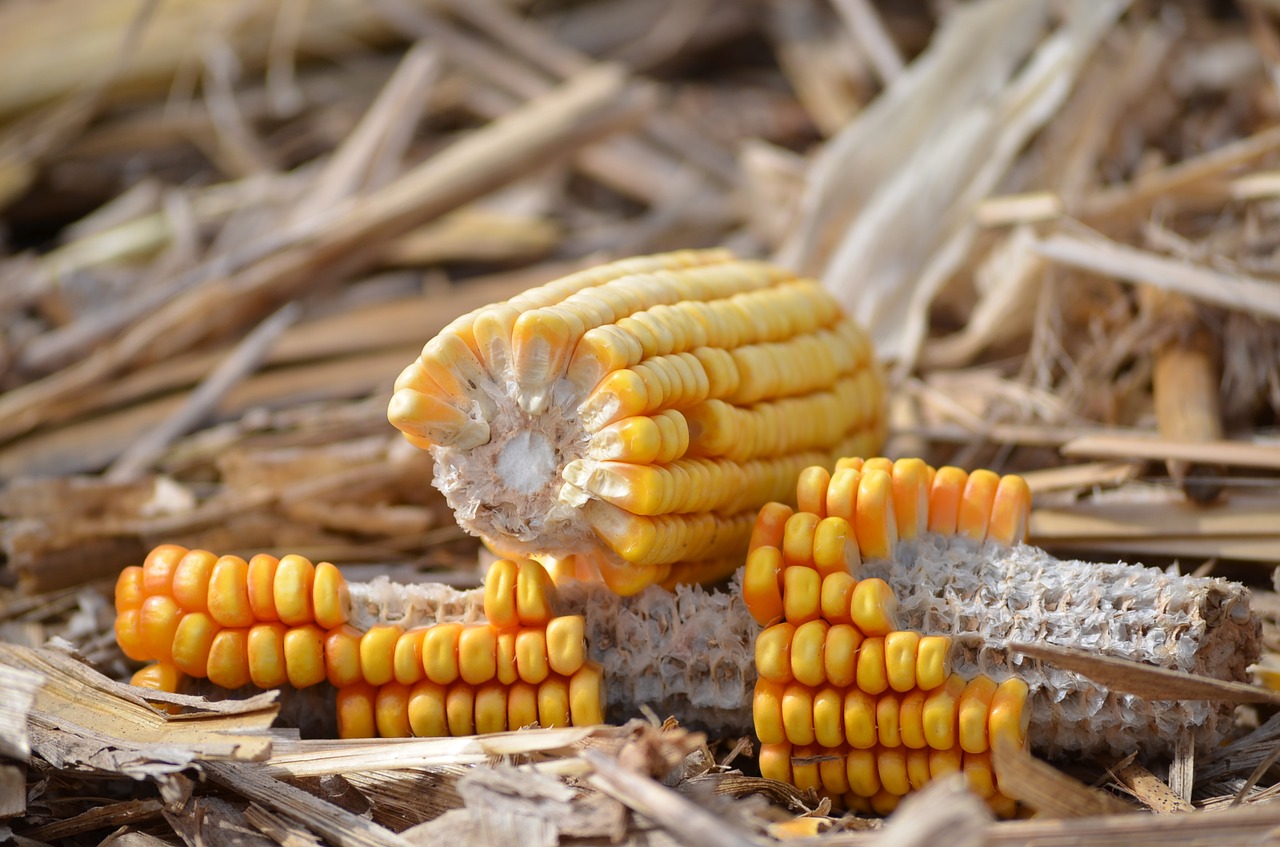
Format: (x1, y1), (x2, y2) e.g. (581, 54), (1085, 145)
(116, 550), (606, 740)
(386, 250), (886, 595)
(742, 458), (1036, 814)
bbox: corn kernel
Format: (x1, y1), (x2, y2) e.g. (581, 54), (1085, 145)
(782, 566), (821, 624)
(916, 635), (952, 691)
(813, 686), (844, 748)
(208, 556), (254, 629)
(568, 662), (606, 725)
(324, 624), (363, 688)
(884, 630), (920, 692)
(142, 544), (185, 597)
(313, 562), (349, 630)
(246, 622), (288, 689)
(407, 679), (448, 737)
(474, 681), (509, 734)
(483, 559), (520, 630)
(958, 675), (998, 755)
(843, 688), (878, 750)
(743, 545), (785, 626)
(515, 627), (550, 685)
(545, 615), (586, 677)
(246, 554), (280, 622)
(850, 579), (897, 637)
(856, 636), (888, 696)
(393, 628), (427, 686)
(957, 469), (999, 543)
(376, 682), (413, 738)
(172, 612), (220, 678)
(445, 683), (476, 736)
(823, 623), (862, 688)
(781, 683), (816, 745)
(423, 622), (463, 685)
(274, 554), (316, 627)
(171, 550), (217, 614)
(115, 566), (145, 615)
(756, 622), (796, 684)
(283, 624), (326, 688)
(337, 682), (377, 739)
(790, 619), (829, 688)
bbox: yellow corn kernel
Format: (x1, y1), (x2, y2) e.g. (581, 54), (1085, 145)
(445, 683), (476, 736)
(824, 623), (862, 688)
(796, 466), (831, 517)
(171, 550), (217, 614)
(958, 675), (998, 755)
(957, 469), (999, 542)
(568, 662), (606, 725)
(115, 566), (145, 614)
(845, 748), (880, 797)
(142, 544), (186, 597)
(507, 680), (539, 729)
(360, 624), (404, 687)
(963, 751), (996, 799)
(422, 622), (463, 685)
(855, 637), (888, 696)
(246, 622), (288, 689)
(782, 566), (821, 624)
(820, 749), (851, 796)
(869, 789), (900, 816)
(172, 612), (220, 679)
(387, 387), (488, 450)
(813, 686), (845, 748)
(246, 554), (280, 622)
(927, 467), (967, 536)
(313, 562), (349, 630)
(743, 545), (785, 626)
(753, 679), (786, 745)
(474, 681), (509, 734)
(825, 467), (860, 524)
(274, 554), (316, 627)
(537, 676), (572, 728)
(482, 558), (519, 631)
(207, 555), (254, 629)
(458, 624), (498, 686)
(906, 747), (931, 790)
(515, 627), (550, 685)
(495, 630), (519, 686)
(929, 745), (963, 780)
(843, 688), (878, 749)
(337, 682), (377, 738)
(820, 572), (856, 625)
(759, 742), (793, 783)
(283, 624), (326, 689)
(324, 624), (363, 688)
(393, 628), (427, 686)
(876, 692), (902, 748)
(545, 615), (586, 677)
(877, 746), (910, 796)
(890, 458), (930, 541)
(755, 622), (796, 684)
(207, 628), (251, 690)
(922, 674), (966, 750)
(131, 662), (183, 693)
(749, 502), (793, 552)
(813, 516), (860, 580)
(988, 677), (1031, 753)
(898, 689), (927, 749)
(916, 635), (953, 691)
(782, 512), (819, 567)
(781, 683), (816, 745)
(115, 609), (148, 661)
(988, 474), (1031, 546)
(791, 745), (822, 793)
(790, 619), (829, 688)
(884, 630), (920, 693)
(854, 469), (897, 561)
(139, 595), (182, 663)
(407, 679), (448, 737)
(375, 682), (413, 738)
(850, 577), (897, 637)
(516, 559), (558, 626)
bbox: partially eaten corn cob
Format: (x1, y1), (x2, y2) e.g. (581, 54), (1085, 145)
(117, 549), (605, 738)
(386, 250), (886, 594)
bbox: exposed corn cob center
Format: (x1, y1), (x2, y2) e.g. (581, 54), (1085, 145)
(744, 457), (1029, 814)
(114, 548), (604, 738)
(386, 250), (886, 595)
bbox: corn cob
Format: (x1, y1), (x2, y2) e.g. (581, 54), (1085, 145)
(114, 548), (606, 738)
(385, 250), (886, 595)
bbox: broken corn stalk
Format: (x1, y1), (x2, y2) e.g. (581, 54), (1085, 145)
(385, 250), (886, 595)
